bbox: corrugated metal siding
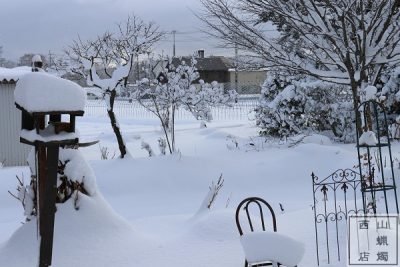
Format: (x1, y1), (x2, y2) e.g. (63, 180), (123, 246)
(0, 84), (30, 166)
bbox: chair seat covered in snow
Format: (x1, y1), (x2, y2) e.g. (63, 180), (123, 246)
(240, 231), (304, 267)
(235, 197), (304, 267)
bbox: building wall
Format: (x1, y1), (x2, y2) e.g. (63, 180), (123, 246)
(0, 83), (31, 166)
(229, 70), (267, 94)
(199, 70), (230, 84)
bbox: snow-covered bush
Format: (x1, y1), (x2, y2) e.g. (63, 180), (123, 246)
(379, 68), (400, 113)
(258, 74), (290, 104)
(134, 57), (237, 153)
(56, 149), (97, 209)
(141, 141), (154, 157)
(255, 74), (306, 138)
(378, 67), (400, 138)
(196, 174), (224, 215)
(302, 80), (355, 142)
(9, 148), (97, 220)
(8, 174), (36, 221)
(256, 76), (355, 142)
(158, 138), (167, 155)
(99, 144), (116, 160)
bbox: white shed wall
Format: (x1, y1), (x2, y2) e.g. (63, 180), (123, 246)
(0, 83), (31, 166)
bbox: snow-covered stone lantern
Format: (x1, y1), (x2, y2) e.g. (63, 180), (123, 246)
(14, 72), (86, 267)
(32, 54), (44, 72)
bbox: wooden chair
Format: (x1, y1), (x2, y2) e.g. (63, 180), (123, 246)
(236, 197), (302, 267)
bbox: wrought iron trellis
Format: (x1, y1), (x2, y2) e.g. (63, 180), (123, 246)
(311, 100), (400, 266)
(356, 100), (399, 215)
(312, 169), (363, 265)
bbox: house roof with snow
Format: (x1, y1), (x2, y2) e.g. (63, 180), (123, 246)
(14, 72), (86, 113)
(0, 67), (32, 84)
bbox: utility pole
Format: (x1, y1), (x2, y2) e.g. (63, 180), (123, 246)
(234, 42), (238, 92)
(172, 30), (176, 58)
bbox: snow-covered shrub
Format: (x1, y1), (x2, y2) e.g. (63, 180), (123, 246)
(255, 80), (307, 138)
(141, 141), (154, 157)
(226, 135), (239, 150)
(55, 148), (97, 209)
(10, 148), (97, 219)
(158, 138), (167, 155)
(379, 68), (400, 113)
(99, 144), (116, 160)
(196, 174), (224, 215)
(258, 74), (289, 104)
(256, 76), (355, 142)
(378, 67), (400, 138)
(134, 57), (237, 154)
(8, 174), (36, 221)
(301, 80), (355, 142)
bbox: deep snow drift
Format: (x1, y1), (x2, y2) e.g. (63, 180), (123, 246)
(1, 116), (396, 267)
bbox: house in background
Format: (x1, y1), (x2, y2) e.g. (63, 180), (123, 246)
(170, 50), (233, 85)
(169, 50), (267, 94)
(0, 67), (32, 166)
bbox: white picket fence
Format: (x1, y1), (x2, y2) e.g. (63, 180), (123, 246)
(85, 97), (259, 121)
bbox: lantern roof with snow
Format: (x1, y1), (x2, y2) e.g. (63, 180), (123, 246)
(14, 72), (86, 114)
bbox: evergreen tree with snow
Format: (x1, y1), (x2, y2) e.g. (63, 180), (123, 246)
(378, 67), (400, 138)
(256, 80), (307, 138)
(379, 68), (400, 117)
(256, 75), (355, 141)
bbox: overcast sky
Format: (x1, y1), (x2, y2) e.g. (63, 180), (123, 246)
(0, 0), (233, 61)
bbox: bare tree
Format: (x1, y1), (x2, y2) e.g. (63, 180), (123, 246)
(66, 14), (164, 158)
(199, 0), (400, 131)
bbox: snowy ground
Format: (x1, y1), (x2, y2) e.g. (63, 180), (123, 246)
(1, 114), (398, 266)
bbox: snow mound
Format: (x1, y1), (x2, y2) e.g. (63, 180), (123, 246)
(240, 231), (305, 267)
(15, 72), (86, 112)
(0, 194), (152, 267)
(302, 134), (332, 145)
(188, 210), (238, 241)
(59, 148), (98, 196)
(364, 85), (377, 101)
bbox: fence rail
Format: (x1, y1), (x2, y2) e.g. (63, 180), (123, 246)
(85, 98), (259, 121)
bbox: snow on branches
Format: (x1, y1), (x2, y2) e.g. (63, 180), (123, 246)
(196, 174), (225, 215)
(66, 14), (164, 158)
(134, 57), (237, 153)
(256, 76), (355, 142)
(8, 174), (36, 221)
(9, 148), (98, 220)
(200, 0), (400, 133)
